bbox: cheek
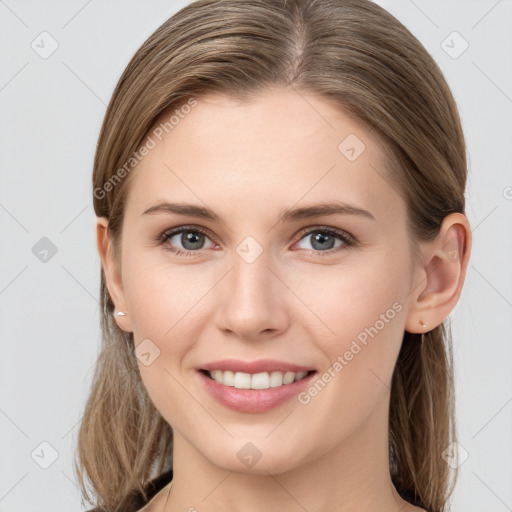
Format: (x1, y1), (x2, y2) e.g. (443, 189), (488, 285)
(291, 252), (409, 404)
(292, 251), (408, 343)
(123, 252), (208, 344)
(121, 256), (208, 426)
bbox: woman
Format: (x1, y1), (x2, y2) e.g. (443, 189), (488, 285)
(76, 0), (471, 511)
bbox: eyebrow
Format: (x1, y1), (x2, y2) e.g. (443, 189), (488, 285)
(141, 200), (375, 223)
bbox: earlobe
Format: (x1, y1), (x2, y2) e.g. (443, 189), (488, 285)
(405, 212), (471, 333)
(96, 217), (133, 333)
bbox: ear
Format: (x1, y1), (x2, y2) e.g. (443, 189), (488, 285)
(96, 217), (133, 333)
(405, 212), (471, 334)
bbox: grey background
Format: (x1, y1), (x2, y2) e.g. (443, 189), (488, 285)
(0, 1), (511, 511)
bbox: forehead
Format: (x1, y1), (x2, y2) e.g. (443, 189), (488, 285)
(124, 88), (403, 223)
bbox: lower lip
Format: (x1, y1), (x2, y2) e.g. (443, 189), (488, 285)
(197, 370), (316, 413)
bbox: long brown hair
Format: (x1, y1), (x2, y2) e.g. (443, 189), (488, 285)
(76, 1), (467, 510)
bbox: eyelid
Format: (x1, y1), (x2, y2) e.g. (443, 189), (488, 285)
(295, 225), (356, 245)
(160, 224), (218, 247)
(163, 224), (214, 238)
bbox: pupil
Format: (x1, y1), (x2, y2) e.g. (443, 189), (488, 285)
(182, 232), (203, 250)
(312, 232), (334, 250)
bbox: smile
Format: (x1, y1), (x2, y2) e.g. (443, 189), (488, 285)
(201, 369), (314, 390)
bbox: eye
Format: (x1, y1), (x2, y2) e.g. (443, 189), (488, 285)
(294, 227), (355, 255)
(158, 225), (355, 257)
(159, 226), (216, 256)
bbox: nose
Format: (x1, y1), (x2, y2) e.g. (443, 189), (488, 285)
(215, 247), (290, 342)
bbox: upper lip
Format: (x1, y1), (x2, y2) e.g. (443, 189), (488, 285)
(199, 359), (315, 374)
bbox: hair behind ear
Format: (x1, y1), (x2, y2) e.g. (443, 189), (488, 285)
(389, 323), (457, 512)
(73, 294), (173, 511)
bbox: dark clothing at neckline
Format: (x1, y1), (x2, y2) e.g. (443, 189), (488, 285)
(84, 468), (173, 512)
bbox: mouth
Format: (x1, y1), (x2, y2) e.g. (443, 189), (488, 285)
(196, 361), (318, 413)
(199, 369), (316, 390)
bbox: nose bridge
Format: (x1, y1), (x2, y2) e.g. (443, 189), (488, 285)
(230, 243), (274, 310)
(233, 247), (270, 297)
(216, 238), (287, 338)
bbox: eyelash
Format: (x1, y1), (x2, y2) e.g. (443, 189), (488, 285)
(158, 225), (356, 257)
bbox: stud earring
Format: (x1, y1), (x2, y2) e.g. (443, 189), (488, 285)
(114, 310), (126, 317)
(419, 320), (427, 328)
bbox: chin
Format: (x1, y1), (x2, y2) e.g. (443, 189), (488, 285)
(200, 439), (309, 476)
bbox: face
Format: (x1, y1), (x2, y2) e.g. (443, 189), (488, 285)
(105, 87), (421, 474)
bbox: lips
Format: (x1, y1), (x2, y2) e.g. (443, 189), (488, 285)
(196, 359), (317, 413)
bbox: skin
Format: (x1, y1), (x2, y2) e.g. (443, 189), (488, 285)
(97, 87), (471, 512)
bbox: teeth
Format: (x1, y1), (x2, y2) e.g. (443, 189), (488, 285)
(207, 370), (310, 389)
